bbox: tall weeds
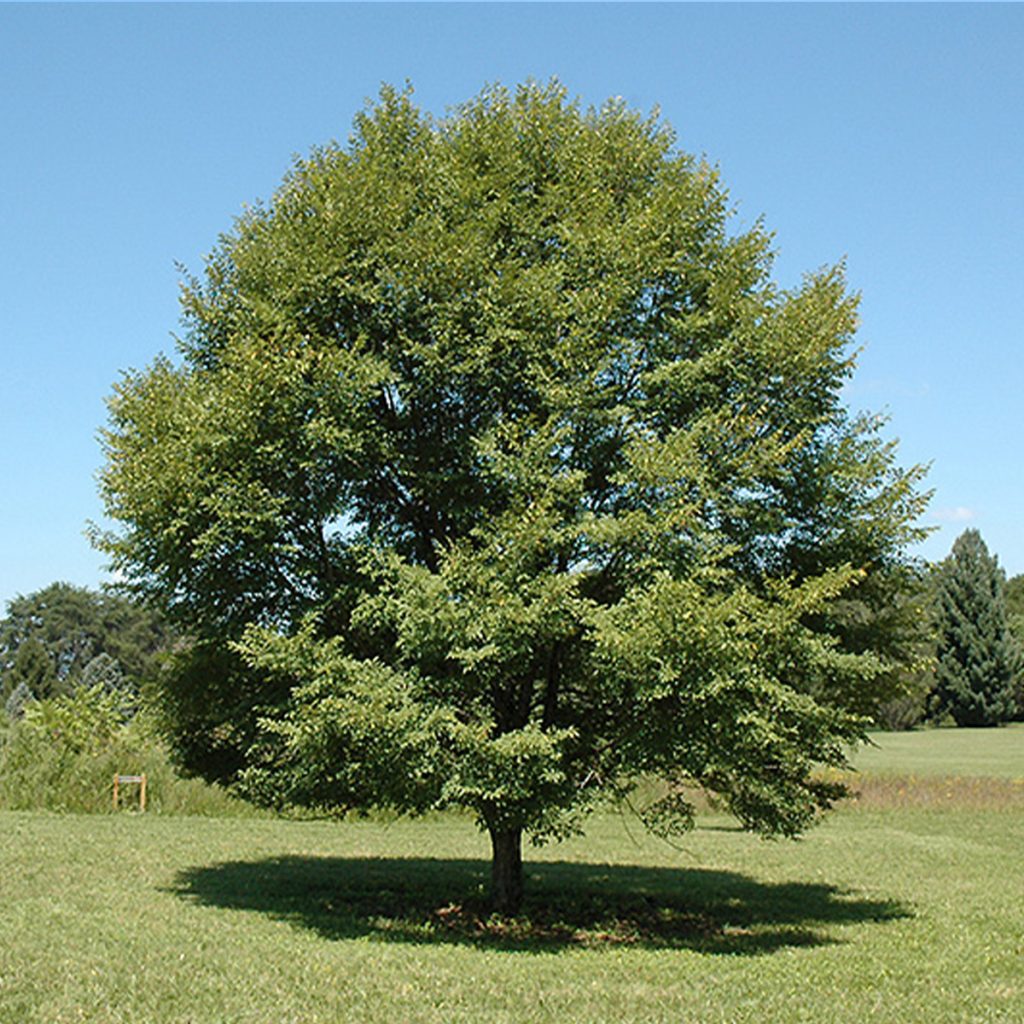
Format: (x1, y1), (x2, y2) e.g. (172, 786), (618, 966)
(0, 685), (254, 816)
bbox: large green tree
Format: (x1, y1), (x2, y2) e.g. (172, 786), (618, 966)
(96, 83), (928, 912)
(931, 530), (1018, 726)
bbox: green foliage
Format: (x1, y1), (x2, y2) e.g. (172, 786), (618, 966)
(931, 530), (1019, 726)
(1005, 573), (1024, 629)
(148, 639), (285, 787)
(3, 680), (34, 722)
(0, 582), (171, 702)
(0, 684), (138, 811)
(872, 677), (931, 732)
(6, 636), (56, 700)
(867, 564), (938, 730)
(1006, 574), (1024, 718)
(95, 82), (928, 906)
(0, 685), (249, 816)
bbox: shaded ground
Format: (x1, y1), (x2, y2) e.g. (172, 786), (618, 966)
(171, 855), (909, 954)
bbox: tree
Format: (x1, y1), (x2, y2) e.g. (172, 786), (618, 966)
(1006, 574), (1024, 719)
(96, 83), (928, 912)
(1006, 574), (1024, 648)
(0, 582), (170, 701)
(931, 530), (1018, 726)
(868, 563), (937, 731)
(5, 636), (58, 702)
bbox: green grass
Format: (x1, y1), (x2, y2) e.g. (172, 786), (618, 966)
(853, 723), (1024, 779)
(2, 730), (1023, 1023)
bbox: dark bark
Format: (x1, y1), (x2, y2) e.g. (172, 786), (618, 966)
(488, 827), (524, 915)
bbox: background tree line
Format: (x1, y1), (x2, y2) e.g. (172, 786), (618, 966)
(0, 528), (1018, 820)
(0, 547), (1017, 863)
(4, 530), (1018, 739)
(0, 582), (256, 815)
(0, 582), (170, 714)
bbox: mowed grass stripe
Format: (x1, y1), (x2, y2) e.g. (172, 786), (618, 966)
(852, 723), (1024, 779)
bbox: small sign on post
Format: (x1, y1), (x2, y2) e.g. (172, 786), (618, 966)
(113, 773), (147, 813)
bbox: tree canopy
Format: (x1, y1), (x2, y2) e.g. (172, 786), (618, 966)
(96, 83), (928, 911)
(0, 582), (170, 704)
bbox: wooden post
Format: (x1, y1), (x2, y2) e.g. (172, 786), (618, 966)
(112, 773), (120, 810)
(140, 773), (147, 813)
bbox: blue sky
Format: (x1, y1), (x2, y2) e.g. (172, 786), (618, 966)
(1, 3), (1022, 610)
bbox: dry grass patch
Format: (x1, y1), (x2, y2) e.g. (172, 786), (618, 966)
(829, 770), (1024, 811)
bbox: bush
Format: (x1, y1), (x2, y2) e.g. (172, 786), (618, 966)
(0, 685), (256, 816)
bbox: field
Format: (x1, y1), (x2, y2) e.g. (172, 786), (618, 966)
(1, 728), (1023, 1023)
(854, 724), (1024, 778)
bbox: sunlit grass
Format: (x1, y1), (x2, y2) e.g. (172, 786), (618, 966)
(2, 726), (1023, 1022)
(853, 723), (1024, 778)
(2, 798), (1023, 1023)
(829, 723), (1024, 811)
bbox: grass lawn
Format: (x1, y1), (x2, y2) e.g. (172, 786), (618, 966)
(2, 730), (1023, 1023)
(854, 723), (1024, 778)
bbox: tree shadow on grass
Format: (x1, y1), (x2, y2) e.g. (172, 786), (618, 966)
(170, 856), (910, 955)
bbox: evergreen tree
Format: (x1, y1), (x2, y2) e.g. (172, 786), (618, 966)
(80, 652), (126, 692)
(932, 530), (1018, 726)
(1003, 573), (1024, 718)
(1006, 574), (1024, 646)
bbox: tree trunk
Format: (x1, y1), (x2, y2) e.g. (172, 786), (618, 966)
(489, 827), (524, 915)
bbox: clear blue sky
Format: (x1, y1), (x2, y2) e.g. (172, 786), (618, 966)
(2, 3), (1022, 611)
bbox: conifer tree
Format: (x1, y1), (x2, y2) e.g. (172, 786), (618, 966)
(0, 583), (168, 700)
(932, 529), (1018, 726)
(1005, 574), (1024, 718)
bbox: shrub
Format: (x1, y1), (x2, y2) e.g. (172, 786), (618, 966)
(0, 685), (254, 816)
